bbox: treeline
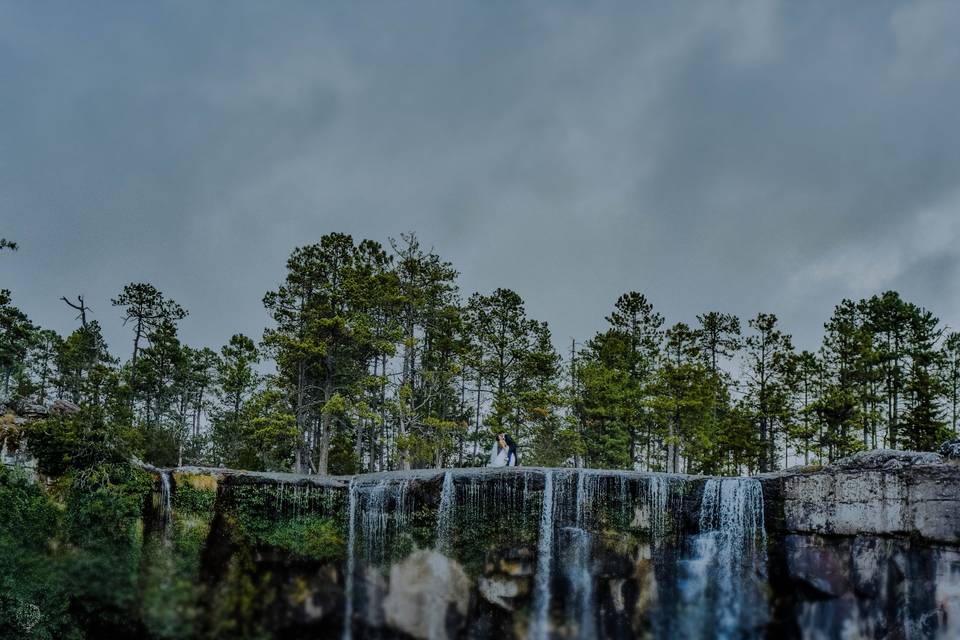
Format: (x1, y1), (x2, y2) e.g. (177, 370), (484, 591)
(2, 233), (958, 475)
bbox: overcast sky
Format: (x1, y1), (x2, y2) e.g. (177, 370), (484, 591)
(3, 0), (960, 360)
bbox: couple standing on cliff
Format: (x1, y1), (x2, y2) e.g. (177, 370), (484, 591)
(487, 432), (519, 467)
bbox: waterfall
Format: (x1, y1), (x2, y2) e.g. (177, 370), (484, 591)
(531, 470), (555, 640)
(342, 478), (358, 640)
(342, 476), (414, 635)
(361, 479), (410, 565)
(568, 472), (600, 640)
(678, 477), (769, 639)
(648, 475), (669, 541)
(435, 471), (455, 554)
(561, 526), (595, 640)
(158, 470), (173, 529)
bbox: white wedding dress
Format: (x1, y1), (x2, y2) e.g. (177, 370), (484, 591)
(487, 441), (512, 467)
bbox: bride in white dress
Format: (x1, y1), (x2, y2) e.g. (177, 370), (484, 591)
(487, 433), (517, 467)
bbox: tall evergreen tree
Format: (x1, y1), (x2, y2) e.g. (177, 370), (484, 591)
(389, 233), (459, 470)
(111, 283), (187, 409)
(0, 289), (37, 398)
(742, 313), (794, 472)
(262, 234), (388, 474)
(604, 292), (663, 468)
(900, 306), (947, 451)
(211, 334), (260, 468)
(862, 292), (912, 448)
(942, 332), (960, 437)
(816, 300), (869, 461)
(650, 322), (712, 473)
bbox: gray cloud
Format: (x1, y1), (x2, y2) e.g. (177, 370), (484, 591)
(3, 0), (960, 357)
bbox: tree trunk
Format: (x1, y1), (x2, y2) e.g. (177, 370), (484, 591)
(317, 363), (334, 475)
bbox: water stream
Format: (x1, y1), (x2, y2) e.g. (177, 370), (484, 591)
(530, 470), (555, 640)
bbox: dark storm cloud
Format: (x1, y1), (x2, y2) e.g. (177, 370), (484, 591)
(3, 0), (960, 358)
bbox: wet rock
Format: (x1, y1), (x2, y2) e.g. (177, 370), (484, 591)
(382, 550), (470, 640)
(781, 534), (960, 640)
(141, 457), (960, 639)
(485, 547), (534, 577)
(785, 535), (851, 598)
(478, 576), (523, 610)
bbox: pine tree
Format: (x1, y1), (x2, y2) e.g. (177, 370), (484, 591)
(901, 307), (947, 451)
(817, 300), (868, 461)
(111, 283), (188, 411)
(212, 334), (260, 468)
(941, 332), (960, 437)
(262, 234), (389, 474)
(0, 289), (37, 398)
(742, 313), (794, 471)
(649, 322), (713, 473)
(785, 350), (823, 465)
(605, 293), (663, 468)
(862, 292), (911, 448)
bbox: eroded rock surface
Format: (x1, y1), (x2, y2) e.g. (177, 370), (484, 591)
(139, 452), (960, 639)
(382, 550), (470, 640)
(779, 451), (960, 544)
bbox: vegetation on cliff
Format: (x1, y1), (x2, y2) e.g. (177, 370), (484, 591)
(3, 232), (959, 480)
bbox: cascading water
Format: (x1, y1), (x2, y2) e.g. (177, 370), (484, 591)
(361, 479), (410, 565)
(435, 471), (455, 554)
(341, 476), (415, 636)
(561, 525), (595, 640)
(158, 470), (173, 531)
(529, 471), (598, 639)
(567, 472), (598, 640)
(342, 478), (358, 640)
(530, 470), (555, 640)
(677, 477), (769, 639)
(647, 475), (670, 542)
(336, 468), (766, 639)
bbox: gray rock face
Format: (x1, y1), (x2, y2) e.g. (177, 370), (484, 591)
(381, 550), (471, 640)
(781, 462), (960, 544)
(144, 452), (960, 639)
(771, 455), (960, 639)
(782, 535), (960, 640)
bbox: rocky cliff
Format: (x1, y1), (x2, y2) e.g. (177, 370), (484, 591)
(132, 451), (960, 640)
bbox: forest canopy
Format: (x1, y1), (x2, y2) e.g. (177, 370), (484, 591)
(2, 232), (958, 476)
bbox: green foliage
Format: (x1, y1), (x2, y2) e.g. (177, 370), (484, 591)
(172, 477), (217, 516)
(25, 407), (139, 477)
(260, 514), (342, 561)
(0, 288), (38, 399)
(221, 484), (346, 561)
(5, 230), (959, 480)
(0, 459), (152, 639)
(0, 466), (75, 640)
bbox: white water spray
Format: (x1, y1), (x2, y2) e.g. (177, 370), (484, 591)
(435, 471), (455, 554)
(678, 477), (769, 639)
(342, 478), (358, 640)
(531, 470), (555, 640)
(158, 471), (172, 530)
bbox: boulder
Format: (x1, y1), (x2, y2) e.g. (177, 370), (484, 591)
(382, 550), (470, 640)
(938, 438), (960, 462)
(830, 449), (942, 470)
(478, 575), (522, 611)
(49, 398), (80, 415)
